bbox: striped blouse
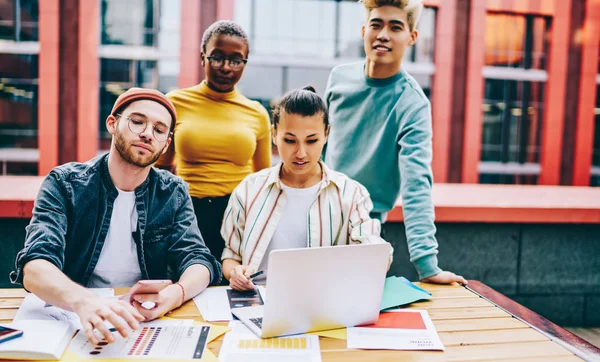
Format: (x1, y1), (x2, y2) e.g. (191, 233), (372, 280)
(220, 161), (393, 270)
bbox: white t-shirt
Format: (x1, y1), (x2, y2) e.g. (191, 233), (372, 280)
(255, 182), (320, 283)
(87, 189), (142, 288)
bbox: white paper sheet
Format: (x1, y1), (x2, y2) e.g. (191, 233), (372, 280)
(12, 288), (115, 330)
(218, 321), (321, 362)
(68, 319), (211, 360)
(347, 309), (444, 350)
(193, 287), (266, 322)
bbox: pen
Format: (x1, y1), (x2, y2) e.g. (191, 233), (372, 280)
(248, 270), (264, 281)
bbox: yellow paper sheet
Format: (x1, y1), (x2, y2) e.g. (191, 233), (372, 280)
(307, 328), (347, 340)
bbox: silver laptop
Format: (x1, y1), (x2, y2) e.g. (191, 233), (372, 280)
(231, 243), (391, 338)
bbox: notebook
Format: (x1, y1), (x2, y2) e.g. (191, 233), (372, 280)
(0, 320), (75, 360)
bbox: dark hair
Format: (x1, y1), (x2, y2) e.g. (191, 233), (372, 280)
(201, 20), (250, 56)
(271, 86), (329, 130)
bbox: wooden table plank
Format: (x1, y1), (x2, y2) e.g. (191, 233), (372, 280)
(427, 307), (509, 320)
(445, 341), (574, 361)
(434, 317), (529, 332)
(0, 309), (18, 319)
(0, 289), (28, 298)
(416, 297), (491, 309)
(439, 328), (549, 346)
(0, 299), (23, 308)
(468, 281), (600, 360)
(493, 357), (583, 362)
(429, 288), (480, 298)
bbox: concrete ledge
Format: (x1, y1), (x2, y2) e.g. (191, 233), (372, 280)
(0, 176), (43, 217)
(2, 177), (600, 222)
(388, 184), (600, 223)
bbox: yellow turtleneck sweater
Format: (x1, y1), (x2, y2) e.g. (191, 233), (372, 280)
(156, 81), (272, 198)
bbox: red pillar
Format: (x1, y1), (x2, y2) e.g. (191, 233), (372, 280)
(38, 0), (60, 175)
(77, 0), (99, 162)
(431, 0), (456, 183)
(539, 0), (572, 185)
(572, 0), (600, 185)
(461, 1), (486, 183)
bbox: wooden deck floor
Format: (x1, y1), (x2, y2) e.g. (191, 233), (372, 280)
(567, 328), (600, 348)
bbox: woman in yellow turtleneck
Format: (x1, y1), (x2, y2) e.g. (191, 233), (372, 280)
(156, 20), (271, 265)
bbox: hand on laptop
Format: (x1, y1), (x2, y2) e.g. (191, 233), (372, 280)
(73, 296), (144, 345)
(421, 271), (467, 285)
(229, 265), (256, 291)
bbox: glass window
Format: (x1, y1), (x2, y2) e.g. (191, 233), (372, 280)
(250, 0), (337, 58)
(101, 0), (157, 46)
(0, 1), (15, 40)
(480, 79), (544, 184)
(0, 53), (38, 174)
(485, 13), (550, 70)
(243, 0), (436, 61)
(0, 0), (39, 41)
(591, 84), (600, 186)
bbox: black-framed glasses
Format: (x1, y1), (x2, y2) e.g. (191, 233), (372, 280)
(206, 55), (248, 71)
(116, 114), (171, 142)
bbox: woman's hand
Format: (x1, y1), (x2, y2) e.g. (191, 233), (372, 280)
(229, 265), (256, 291)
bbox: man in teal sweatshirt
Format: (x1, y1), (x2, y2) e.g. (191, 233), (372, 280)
(324, 0), (465, 284)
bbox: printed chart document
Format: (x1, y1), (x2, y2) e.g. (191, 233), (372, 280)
(68, 319), (213, 360)
(218, 321), (321, 362)
(193, 287), (266, 322)
(12, 288), (115, 330)
(0, 320), (75, 360)
(347, 310), (444, 351)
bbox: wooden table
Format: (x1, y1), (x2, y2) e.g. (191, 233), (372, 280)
(1, 281), (598, 361)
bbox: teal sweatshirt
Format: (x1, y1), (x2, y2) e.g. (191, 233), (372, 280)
(323, 61), (441, 279)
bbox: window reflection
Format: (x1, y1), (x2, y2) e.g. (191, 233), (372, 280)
(0, 54), (38, 151)
(481, 79), (544, 163)
(591, 84), (600, 186)
(485, 13), (550, 70)
(0, 0), (39, 41)
(101, 0), (156, 46)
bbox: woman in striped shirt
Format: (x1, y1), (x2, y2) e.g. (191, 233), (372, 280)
(220, 86), (392, 291)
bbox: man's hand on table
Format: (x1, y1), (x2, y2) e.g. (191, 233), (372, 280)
(72, 296), (145, 345)
(130, 284), (183, 321)
(422, 271), (468, 285)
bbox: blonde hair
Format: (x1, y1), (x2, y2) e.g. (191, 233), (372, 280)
(362, 0), (423, 32)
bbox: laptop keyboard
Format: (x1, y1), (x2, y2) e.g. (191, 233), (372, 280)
(250, 317), (263, 329)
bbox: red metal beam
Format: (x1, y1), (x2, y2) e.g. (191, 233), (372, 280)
(539, 0), (572, 185)
(461, 0), (486, 183)
(572, 0), (600, 186)
(38, 0), (60, 175)
(77, 0), (99, 162)
(431, 0), (457, 183)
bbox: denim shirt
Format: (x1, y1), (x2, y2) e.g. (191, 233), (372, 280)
(10, 154), (222, 287)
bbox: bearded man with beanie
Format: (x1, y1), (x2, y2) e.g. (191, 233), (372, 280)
(11, 88), (222, 345)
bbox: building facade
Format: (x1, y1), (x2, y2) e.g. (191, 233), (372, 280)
(0, 0), (599, 186)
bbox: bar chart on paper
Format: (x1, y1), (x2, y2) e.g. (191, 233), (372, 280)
(128, 327), (162, 356)
(237, 337), (309, 349)
(219, 321), (322, 362)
